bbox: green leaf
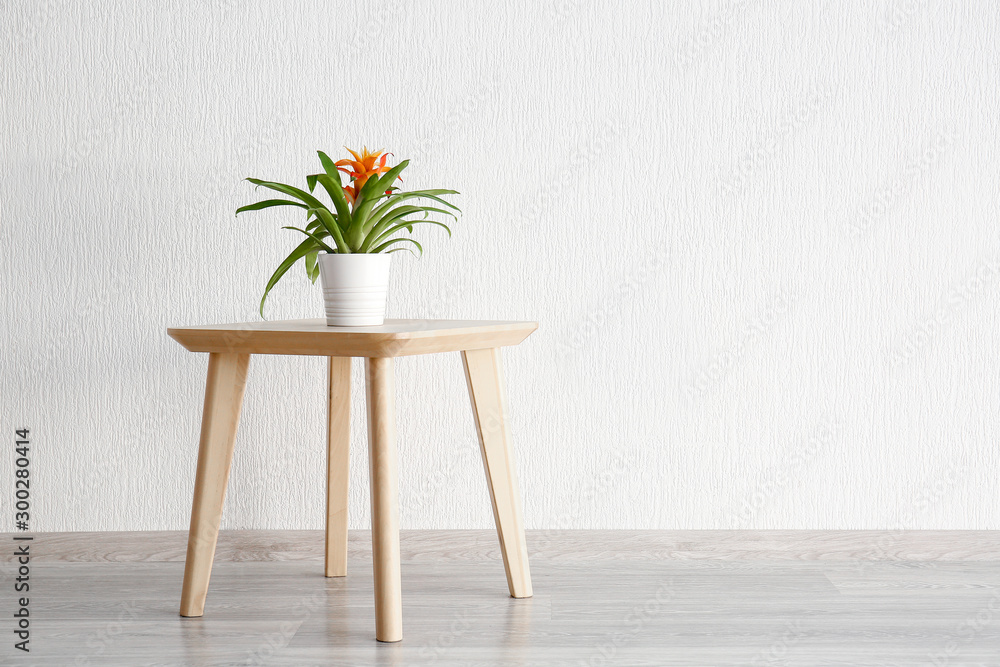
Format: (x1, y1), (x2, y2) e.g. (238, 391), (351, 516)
(348, 198), (378, 247)
(316, 174), (352, 231)
(349, 160), (411, 243)
(370, 236), (423, 255)
(260, 237), (319, 317)
(357, 159), (409, 206)
(361, 204), (426, 246)
(381, 204), (455, 229)
(317, 151), (340, 179)
(246, 178), (328, 211)
(360, 208), (425, 251)
(282, 226), (337, 253)
(313, 208), (351, 253)
(306, 173), (324, 193)
(235, 199), (308, 216)
(369, 160), (409, 199)
(386, 246), (420, 256)
(368, 189), (461, 223)
(362, 203), (458, 251)
(315, 152), (354, 231)
(368, 219), (451, 251)
(304, 250), (319, 284)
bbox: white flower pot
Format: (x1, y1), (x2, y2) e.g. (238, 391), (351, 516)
(317, 253), (391, 326)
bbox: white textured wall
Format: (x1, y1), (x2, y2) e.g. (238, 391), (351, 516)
(2, 1), (998, 532)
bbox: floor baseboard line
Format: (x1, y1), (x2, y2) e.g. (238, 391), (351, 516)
(1, 529), (997, 564)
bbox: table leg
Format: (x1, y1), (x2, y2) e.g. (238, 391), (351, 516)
(461, 348), (533, 598)
(365, 357), (402, 642)
(325, 356), (351, 577)
(179, 352), (250, 617)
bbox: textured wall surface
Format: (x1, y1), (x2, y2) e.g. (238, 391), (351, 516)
(1, 1), (997, 532)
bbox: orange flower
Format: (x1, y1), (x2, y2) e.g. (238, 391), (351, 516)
(335, 146), (400, 205)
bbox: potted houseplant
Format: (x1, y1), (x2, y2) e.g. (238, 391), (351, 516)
(237, 147), (459, 326)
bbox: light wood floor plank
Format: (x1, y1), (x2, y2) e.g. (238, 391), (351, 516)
(5, 534), (999, 665)
(3, 529), (998, 563)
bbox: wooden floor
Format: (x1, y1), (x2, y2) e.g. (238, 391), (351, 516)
(3, 530), (999, 665)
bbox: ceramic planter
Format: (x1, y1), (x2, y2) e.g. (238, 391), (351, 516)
(317, 253), (391, 326)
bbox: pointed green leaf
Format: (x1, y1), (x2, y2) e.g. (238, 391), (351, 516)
(317, 151), (339, 179)
(386, 246), (420, 256)
(305, 250), (318, 282)
(370, 236), (423, 255)
(368, 219), (451, 251)
(236, 199), (308, 216)
(313, 208), (351, 253)
(368, 189), (461, 222)
(246, 178), (327, 210)
(361, 204), (426, 246)
(349, 160), (411, 240)
(260, 237), (319, 317)
(282, 226), (336, 253)
(316, 174), (352, 230)
(306, 173), (325, 193)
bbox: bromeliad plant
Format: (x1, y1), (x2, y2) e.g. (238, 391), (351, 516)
(237, 147), (459, 315)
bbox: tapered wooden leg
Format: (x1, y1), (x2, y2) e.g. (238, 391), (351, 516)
(365, 357), (402, 642)
(462, 348), (533, 598)
(180, 352), (250, 617)
(325, 356), (351, 578)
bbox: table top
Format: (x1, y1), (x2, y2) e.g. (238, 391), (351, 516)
(167, 318), (538, 358)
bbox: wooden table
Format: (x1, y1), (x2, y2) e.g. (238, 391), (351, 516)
(167, 318), (537, 642)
